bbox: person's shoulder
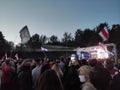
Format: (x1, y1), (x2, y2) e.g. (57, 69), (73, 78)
(82, 82), (97, 90)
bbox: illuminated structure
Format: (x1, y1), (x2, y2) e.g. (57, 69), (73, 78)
(74, 43), (117, 60)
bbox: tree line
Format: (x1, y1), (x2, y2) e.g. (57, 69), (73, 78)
(0, 22), (120, 58)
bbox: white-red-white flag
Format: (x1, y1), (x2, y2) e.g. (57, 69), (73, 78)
(99, 27), (109, 41)
(20, 26), (31, 44)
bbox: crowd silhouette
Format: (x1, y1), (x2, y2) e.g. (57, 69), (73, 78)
(0, 56), (120, 90)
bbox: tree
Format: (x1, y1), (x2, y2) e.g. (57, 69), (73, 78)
(82, 29), (96, 46)
(61, 32), (74, 46)
(109, 24), (120, 43)
(0, 31), (14, 53)
(27, 34), (42, 48)
(74, 29), (84, 47)
(39, 35), (48, 45)
(109, 24), (120, 58)
(48, 35), (60, 45)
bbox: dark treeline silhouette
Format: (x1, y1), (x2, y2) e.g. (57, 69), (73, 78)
(0, 22), (120, 58)
(0, 31), (14, 53)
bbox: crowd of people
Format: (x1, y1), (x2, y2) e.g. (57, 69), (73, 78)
(0, 56), (120, 90)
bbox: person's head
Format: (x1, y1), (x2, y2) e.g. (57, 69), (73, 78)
(19, 59), (31, 70)
(51, 63), (63, 79)
(60, 56), (65, 62)
(38, 69), (63, 90)
(105, 59), (114, 70)
(88, 59), (97, 67)
(111, 72), (120, 90)
(34, 58), (42, 64)
(81, 59), (88, 65)
(5, 59), (10, 65)
(40, 63), (50, 74)
(63, 66), (80, 90)
(90, 67), (112, 90)
(37, 63), (51, 86)
(78, 65), (93, 82)
(88, 59), (104, 68)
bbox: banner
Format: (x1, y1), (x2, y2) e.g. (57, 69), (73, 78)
(19, 26), (31, 44)
(99, 27), (109, 41)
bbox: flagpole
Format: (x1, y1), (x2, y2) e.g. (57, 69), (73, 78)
(41, 47), (48, 58)
(10, 49), (13, 61)
(43, 51), (47, 58)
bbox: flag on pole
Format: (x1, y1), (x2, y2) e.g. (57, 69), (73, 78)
(5, 53), (7, 59)
(19, 26), (31, 44)
(15, 53), (19, 60)
(99, 27), (109, 41)
(98, 42), (107, 52)
(1, 53), (7, 61)
(41, 47), (48, 51)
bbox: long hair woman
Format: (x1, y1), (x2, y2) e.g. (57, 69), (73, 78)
(37, 69), (63, 90)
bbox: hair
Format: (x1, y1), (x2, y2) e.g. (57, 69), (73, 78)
(63, 66), (80, 90)
(88, 59), (97, 67)
(80, 59), (88, 65)
(78, 65), (93, 82)
(5, 59), (10, 65)
(88, 59), (104, 68)
(34, 58), (41, 63)
(105, 58), (114, 70)
(90, 67), (112, 90)
(51, 63), (63, 79)
(37, 69), (63, 90)
(60, 56), (65, 61)
(40, 63), (50, 74)
(111, 72), (120, 90)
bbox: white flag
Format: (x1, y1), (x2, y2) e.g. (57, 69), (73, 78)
(41, 47), (48, 51)
(15, 53), (19, 60)
(20, 26), (31, 44)
(99, 27), (109, 41)
(5, 53), (8, 60)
